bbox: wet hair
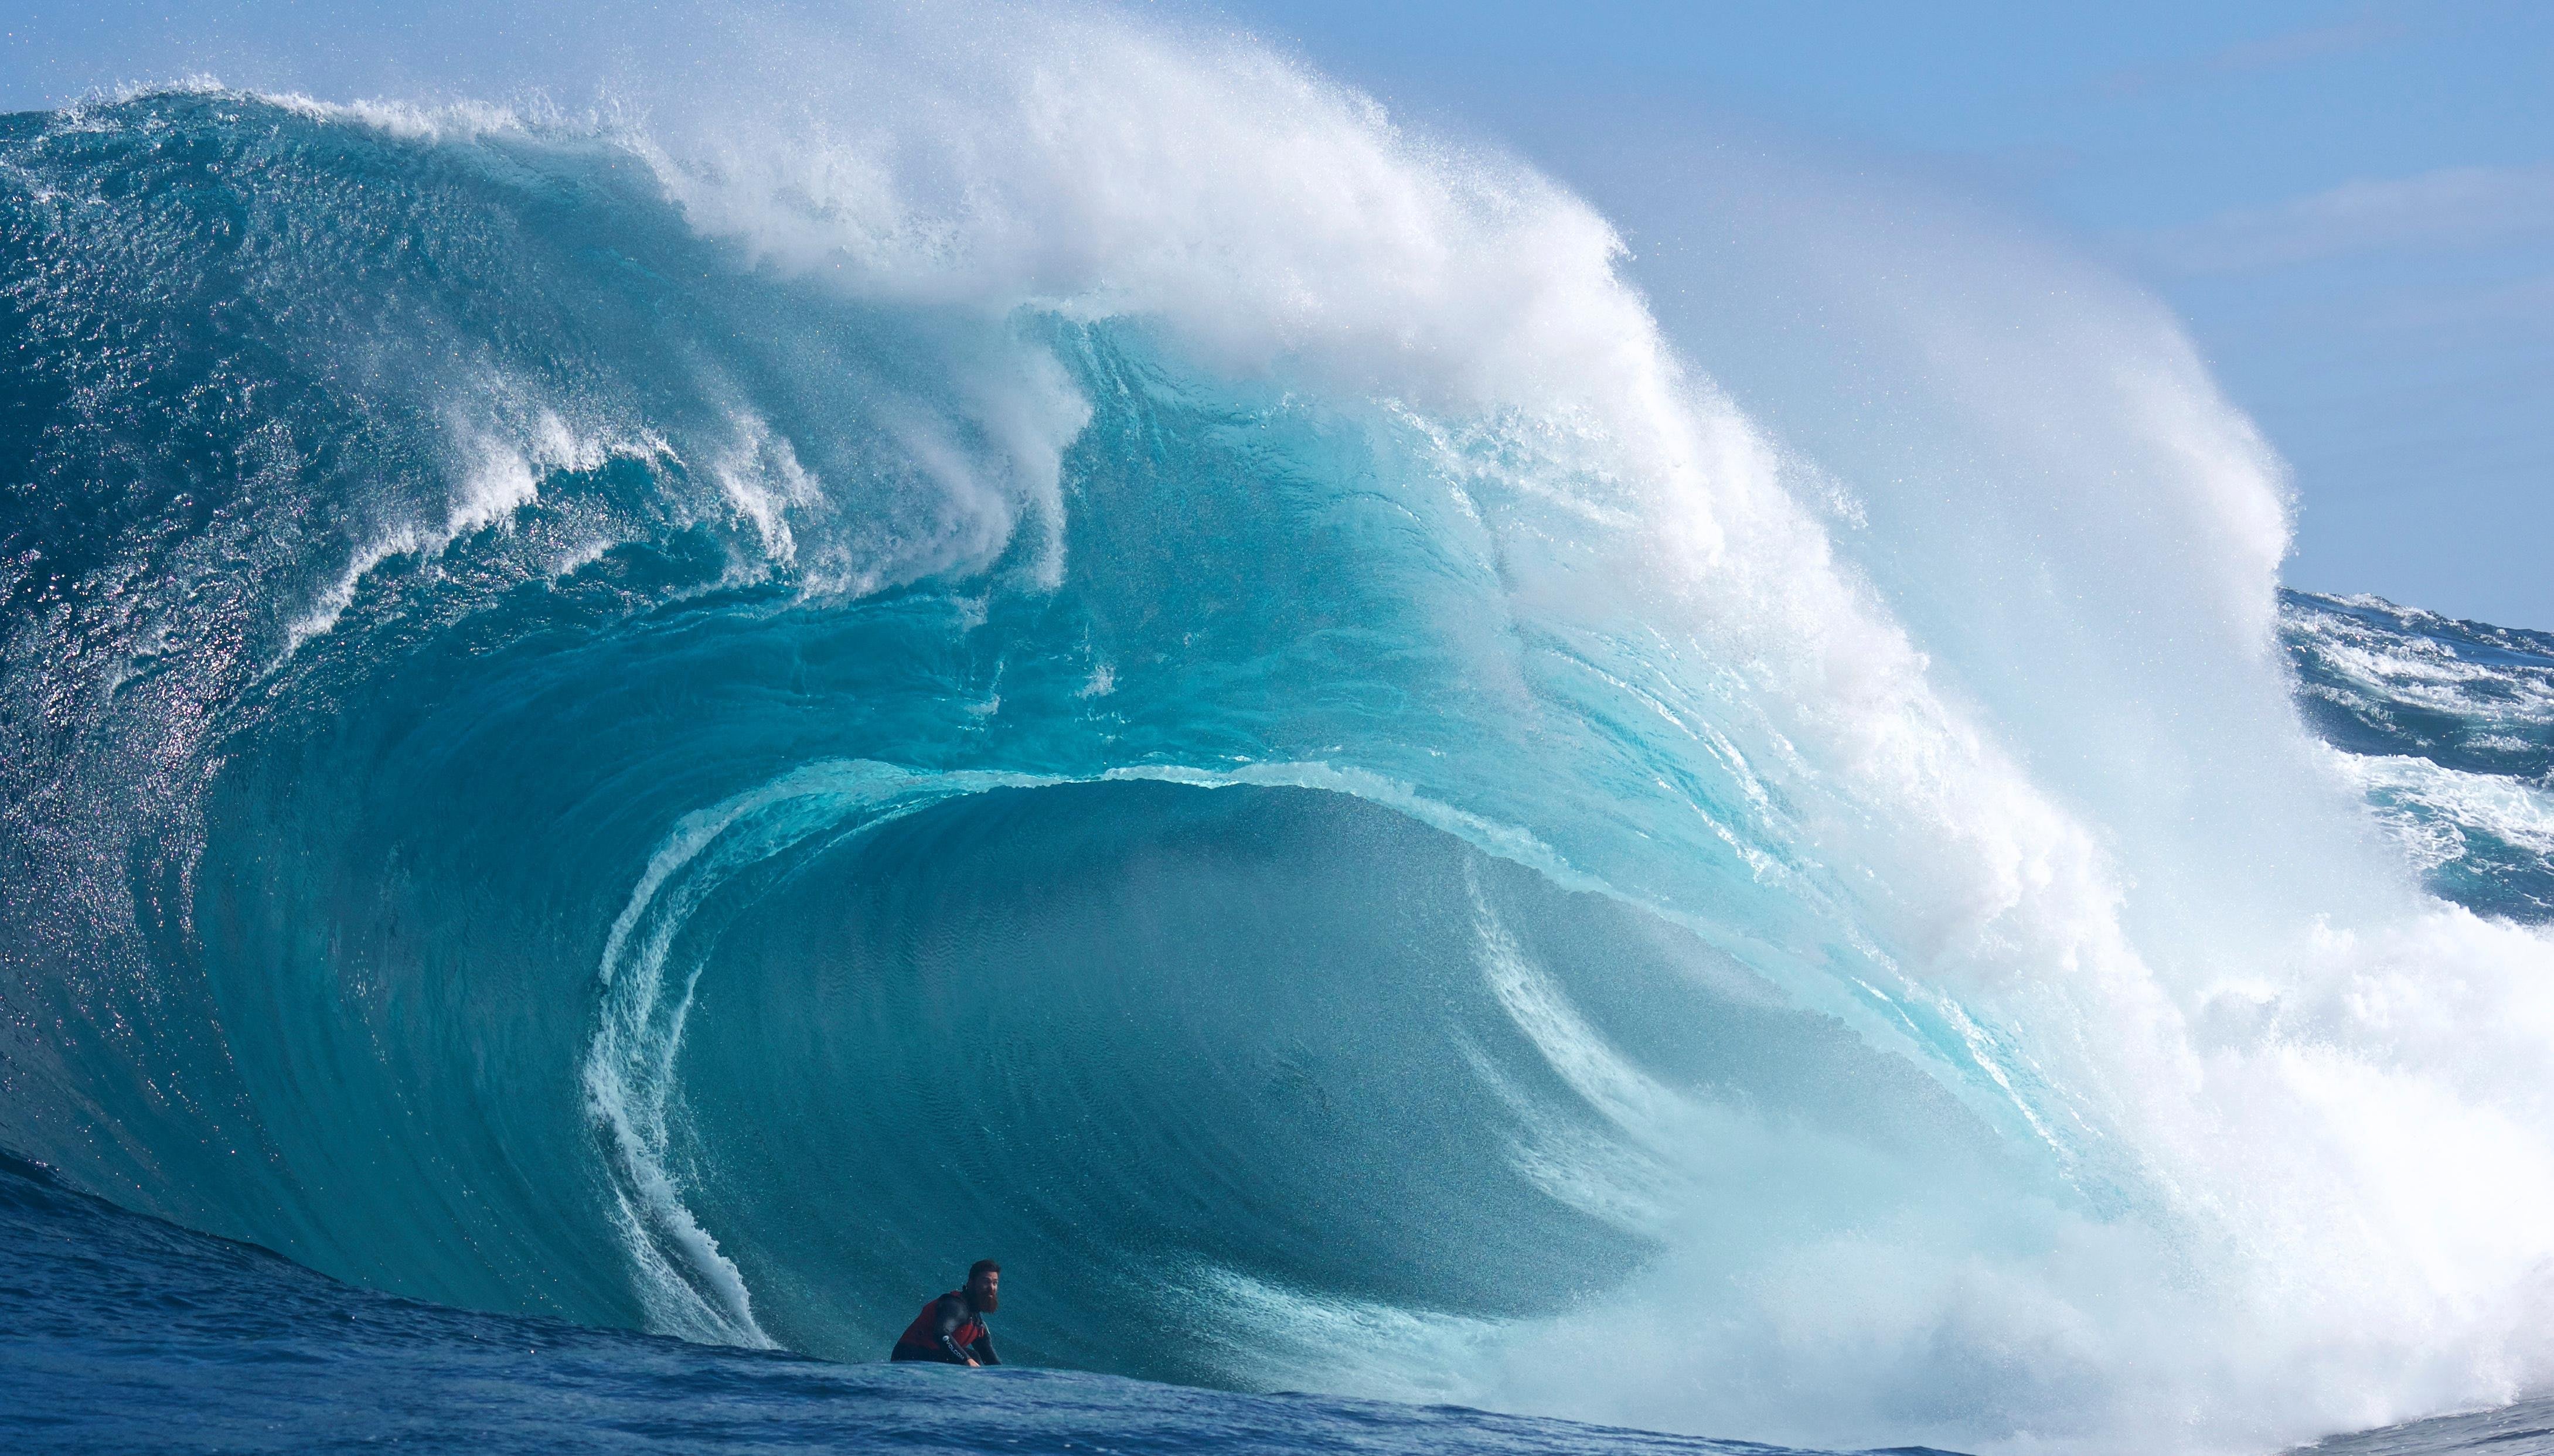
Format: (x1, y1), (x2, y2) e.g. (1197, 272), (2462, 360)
(968, 1259), (1000, 1281)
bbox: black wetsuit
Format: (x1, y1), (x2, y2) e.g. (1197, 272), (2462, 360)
(890, 1292), (999, 1365)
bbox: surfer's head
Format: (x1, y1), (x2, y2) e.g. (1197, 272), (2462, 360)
(966, 1259), (1000, 1313)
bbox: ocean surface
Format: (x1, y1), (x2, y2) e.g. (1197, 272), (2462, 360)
(6, 26), (2554, 1456)
(2282, 594), (2554, 922)
(4, 1148), (1969, 1455)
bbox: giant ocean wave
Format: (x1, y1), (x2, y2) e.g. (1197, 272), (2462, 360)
(6, 12), (2554, 1455)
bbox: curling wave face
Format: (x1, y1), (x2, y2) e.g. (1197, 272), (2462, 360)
(5, 16), (2554, 1454)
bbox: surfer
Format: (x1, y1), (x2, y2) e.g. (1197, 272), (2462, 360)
(889, 1260), (1003, 1366)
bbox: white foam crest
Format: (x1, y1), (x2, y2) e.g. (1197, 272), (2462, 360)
(282, 386), (668, 653)
(253, 87), (546, 145)
(707, 410), (816, 570)
(284, 524), (433, 653)
(2290, 609), (2554, 727)
(2330, 749), (2554, 867)
(629, 13), (1659, 430)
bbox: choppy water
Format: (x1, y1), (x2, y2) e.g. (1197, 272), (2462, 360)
(6, 13), (2554, 1453)
(2283, 591), (2554, 920)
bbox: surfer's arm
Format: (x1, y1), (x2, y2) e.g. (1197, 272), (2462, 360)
(968, 1331), (999, 1366)
(931, 1297), (982, 1365)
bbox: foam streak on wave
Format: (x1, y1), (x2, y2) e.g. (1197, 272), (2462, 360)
(585, 761), (1060, 1344)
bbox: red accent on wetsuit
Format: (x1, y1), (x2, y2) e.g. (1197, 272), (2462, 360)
(893, 1293), (984, 1358)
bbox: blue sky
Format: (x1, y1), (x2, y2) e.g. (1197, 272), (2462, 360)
(6, 1), (2549, 624)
